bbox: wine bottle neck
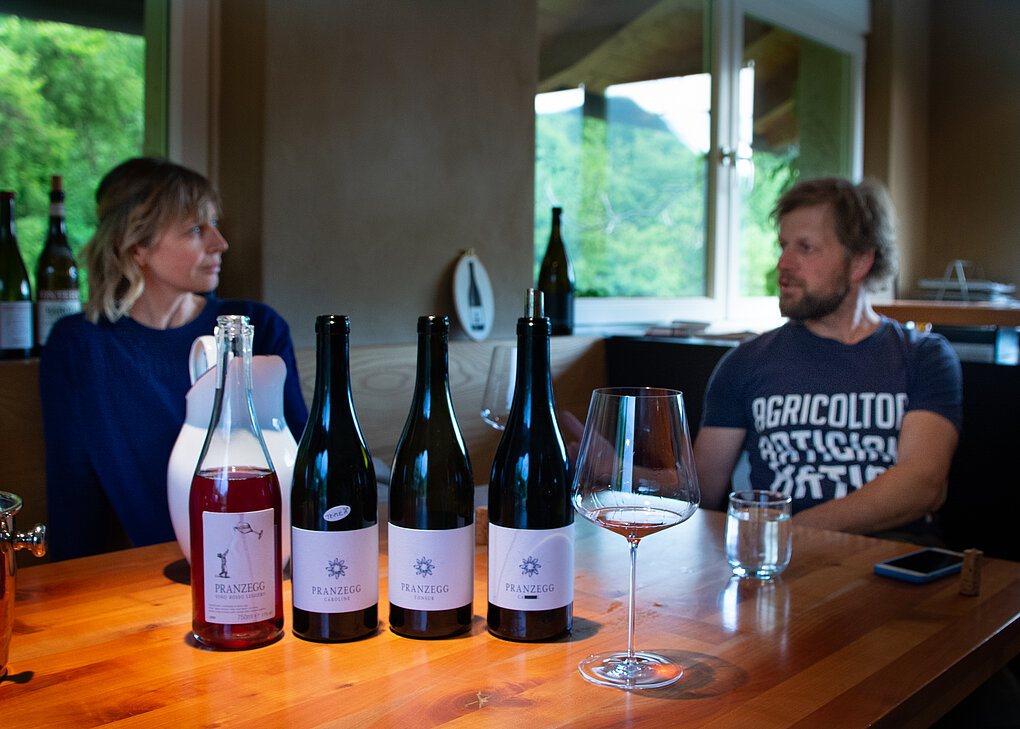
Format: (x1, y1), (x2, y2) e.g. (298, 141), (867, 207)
(49, 192), (66, 219)
(213, 327), (256, 423)
(1, 196), (15, 238)
(196, 315), (273, 473)
(46, 217), (67, 242)
(311, 329), (354, 407)
(549, 208), (563, 245)
(513, 318), (554, 407)
(411, 330), (454, 407)
(547, 229), (561, 252)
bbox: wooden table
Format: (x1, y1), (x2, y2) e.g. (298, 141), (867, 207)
(4, 510), (1019, 728)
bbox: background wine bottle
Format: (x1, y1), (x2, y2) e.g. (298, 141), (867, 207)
(487, 289), (573, 641)
(0, 191), (34, 359)
(537, 206), (575, 336)
(35, 175), (81, 350)
(189, 315), (283, 650)
(291, 314), (379, 642)
(388, 315), (474, 638)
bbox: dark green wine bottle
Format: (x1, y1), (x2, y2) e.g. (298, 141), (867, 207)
(35, 176), (81, 349)
(0, 191), (33, 359)
(537, 206), (575, 336)
(487, 289), (573, 641)
(388, 315), (474, 638)
(291, 315), (378, 642)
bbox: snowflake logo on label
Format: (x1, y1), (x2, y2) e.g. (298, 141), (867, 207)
(520, 555), (541, 577)
(414, 556), (435, 577)
(326, 557), (347, 579)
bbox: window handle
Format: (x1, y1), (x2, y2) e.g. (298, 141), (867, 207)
(715, 148), (737, 167)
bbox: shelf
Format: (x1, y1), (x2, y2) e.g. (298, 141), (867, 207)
(873, 299), (1020, 328)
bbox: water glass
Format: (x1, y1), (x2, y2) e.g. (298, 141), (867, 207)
(725, 490), (792, 579)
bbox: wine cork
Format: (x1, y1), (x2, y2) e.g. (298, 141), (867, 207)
(959, 548), (982, 596)
(475, 506), (489, 545)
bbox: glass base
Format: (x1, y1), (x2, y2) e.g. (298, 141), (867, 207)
(731, 564), (785, 580)
(577, 651), (682, 690)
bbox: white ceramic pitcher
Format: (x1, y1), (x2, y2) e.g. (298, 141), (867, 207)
(167, 335), (298, 565)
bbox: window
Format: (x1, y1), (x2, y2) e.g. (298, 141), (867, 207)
(725, 10), (861, 314)
(535, 0), (866, 328)
(0, 7), (147, 294)
(536, 77), (711, 299)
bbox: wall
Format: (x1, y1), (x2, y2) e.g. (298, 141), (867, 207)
(216, 1), (537, 350)
(212, 0), (1020, 345)
(217, 0), (266, 302)
(863, 0), (930, 298)
(926, 0), (1020, 290)
(867, 0), (1020, 296)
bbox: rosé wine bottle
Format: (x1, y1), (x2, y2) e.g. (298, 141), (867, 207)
(189, 315), (283, 650)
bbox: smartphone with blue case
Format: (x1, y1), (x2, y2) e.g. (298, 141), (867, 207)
(874, 547), (965, 583)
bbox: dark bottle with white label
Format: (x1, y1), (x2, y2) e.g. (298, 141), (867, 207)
(35, 175), (80, 349)
(537, 207), (575, 335)
(0, 192), (33, 359)
(487, 289), (573, 641)
(291, 314), (379, 642)
(189, 315), (284, 650)
(388, 315), (474, 638)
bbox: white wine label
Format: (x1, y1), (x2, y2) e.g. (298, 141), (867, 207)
(0, 301), (32, 349)
(202, 509), (278, 624)
(388, 523), (474, 611)
(291, 524), (378, 613)
(488, 523), (574, 610)
(37, 294), (81, 346)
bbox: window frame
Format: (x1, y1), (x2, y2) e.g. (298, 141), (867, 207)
(571, 0), (869, 331)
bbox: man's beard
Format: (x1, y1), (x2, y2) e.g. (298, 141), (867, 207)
(779, 279), (851, 320)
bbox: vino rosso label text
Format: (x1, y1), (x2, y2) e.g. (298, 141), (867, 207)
(201, 508), (277, 624)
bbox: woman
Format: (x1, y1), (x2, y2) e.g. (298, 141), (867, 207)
(40, 158), (308, 561)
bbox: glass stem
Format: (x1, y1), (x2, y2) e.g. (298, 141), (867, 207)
(626, 539), (639, 659)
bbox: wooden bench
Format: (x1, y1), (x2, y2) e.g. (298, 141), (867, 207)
(0, 359), (48, 565)
(316, 335), (605, 482)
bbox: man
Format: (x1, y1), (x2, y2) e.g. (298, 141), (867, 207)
(694, 178), (962, 535)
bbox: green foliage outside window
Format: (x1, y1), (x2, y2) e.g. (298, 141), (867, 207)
(535, 102), (707, 298)
(0, 15), (145, 296)
(535, 93), (797, 301)
(740, 148), (799, 297)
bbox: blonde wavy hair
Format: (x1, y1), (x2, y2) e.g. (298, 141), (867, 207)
(82, 158), (221, 323)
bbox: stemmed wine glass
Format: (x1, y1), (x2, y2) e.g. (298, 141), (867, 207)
(571, 387), (700, 690)
(480, 345), (516, 430)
